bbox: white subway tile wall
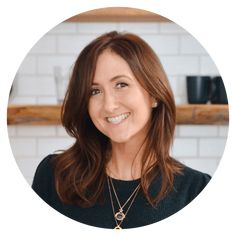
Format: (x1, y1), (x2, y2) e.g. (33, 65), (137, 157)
(159, 22), (186, 34)
(8, 22), (228, 184)
(17, 55), (37, 74)
(17, 76), (56, 96)
(180, 35), (208, 54)
(30, 35), (57, 54)
(141, 35), (179, 55)
(118, 22), (158, 33)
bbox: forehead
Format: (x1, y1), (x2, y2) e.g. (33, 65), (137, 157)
(93, 50), (134, 83)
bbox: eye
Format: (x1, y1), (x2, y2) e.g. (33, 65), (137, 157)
(116, 82), (128, 89)
(90, 88), (101, 96)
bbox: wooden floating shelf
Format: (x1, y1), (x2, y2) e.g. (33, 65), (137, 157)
(176, 104), (229, 125)
(65, 7), (171, 22)
(7, 104), (229, 126)
(7, 105), (61, 125)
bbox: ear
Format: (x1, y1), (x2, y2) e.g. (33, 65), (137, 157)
(151, 98), (158, 108)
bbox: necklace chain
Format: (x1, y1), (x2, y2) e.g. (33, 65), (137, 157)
(107, 176), (140, 229)
(109, 176), (140, 210)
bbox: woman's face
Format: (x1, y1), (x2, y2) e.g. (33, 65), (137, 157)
(88, 50), (154, 144)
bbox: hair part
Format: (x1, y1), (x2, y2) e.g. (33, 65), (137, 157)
(54, 31), (183, 207)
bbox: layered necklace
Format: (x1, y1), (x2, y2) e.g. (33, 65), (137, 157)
(107, 176), (141, 229)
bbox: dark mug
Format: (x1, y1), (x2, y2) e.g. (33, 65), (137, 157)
(210, 76), (228, 104)
(186, 76), (211, 104)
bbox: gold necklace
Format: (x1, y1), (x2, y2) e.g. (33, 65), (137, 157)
(107, 176), (140, 229)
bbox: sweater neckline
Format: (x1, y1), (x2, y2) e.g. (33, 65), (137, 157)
(107, 175), (141, 184)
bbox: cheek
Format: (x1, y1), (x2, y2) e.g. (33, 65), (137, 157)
(124, 92), (152, 112)
(133, 95), (153, 122)
(88, 101), (103, 127)
(88, 101), (97, 122)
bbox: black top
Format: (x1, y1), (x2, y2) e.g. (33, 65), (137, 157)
(32, 154), (211, 229)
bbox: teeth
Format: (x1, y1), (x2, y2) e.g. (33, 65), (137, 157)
(107, 113), (130, 124)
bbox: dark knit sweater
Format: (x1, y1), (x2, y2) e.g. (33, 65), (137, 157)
(32, 154), (211, 229)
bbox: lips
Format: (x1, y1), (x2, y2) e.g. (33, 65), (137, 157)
(106, 112), (130, 124)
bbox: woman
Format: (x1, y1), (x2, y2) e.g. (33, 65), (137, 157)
(32, 31), (211, 229)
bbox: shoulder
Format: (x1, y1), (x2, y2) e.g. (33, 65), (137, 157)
(32, 154), (58, 203)
(173, 165), (211, 203)
(33, 154), (57, 177)
(181, 165), (211, 182)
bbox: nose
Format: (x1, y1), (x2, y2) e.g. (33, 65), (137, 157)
(103, 91), (119, 113)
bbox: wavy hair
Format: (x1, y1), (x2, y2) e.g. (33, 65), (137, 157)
(53, 31), (183, 207)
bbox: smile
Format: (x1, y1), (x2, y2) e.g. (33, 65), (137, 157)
(106, 112), (130, 124)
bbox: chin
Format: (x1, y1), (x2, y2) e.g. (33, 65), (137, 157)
(108, 134), (132, 144)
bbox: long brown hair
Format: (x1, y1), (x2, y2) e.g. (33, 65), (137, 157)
(54, 31), (183, 207)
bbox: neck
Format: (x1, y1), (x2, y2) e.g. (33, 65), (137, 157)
(106, 139), (146, 181)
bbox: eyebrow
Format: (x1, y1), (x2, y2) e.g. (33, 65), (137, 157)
(92, 75), (132, 85)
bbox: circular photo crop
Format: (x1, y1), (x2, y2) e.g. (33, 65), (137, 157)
(7, 7), (228, 230)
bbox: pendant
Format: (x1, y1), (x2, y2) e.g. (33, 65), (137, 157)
(115, 210), (125, 221)
(114, 225), (122, 230)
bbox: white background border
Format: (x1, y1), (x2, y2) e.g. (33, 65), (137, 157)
(0, 0), (235, 235)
